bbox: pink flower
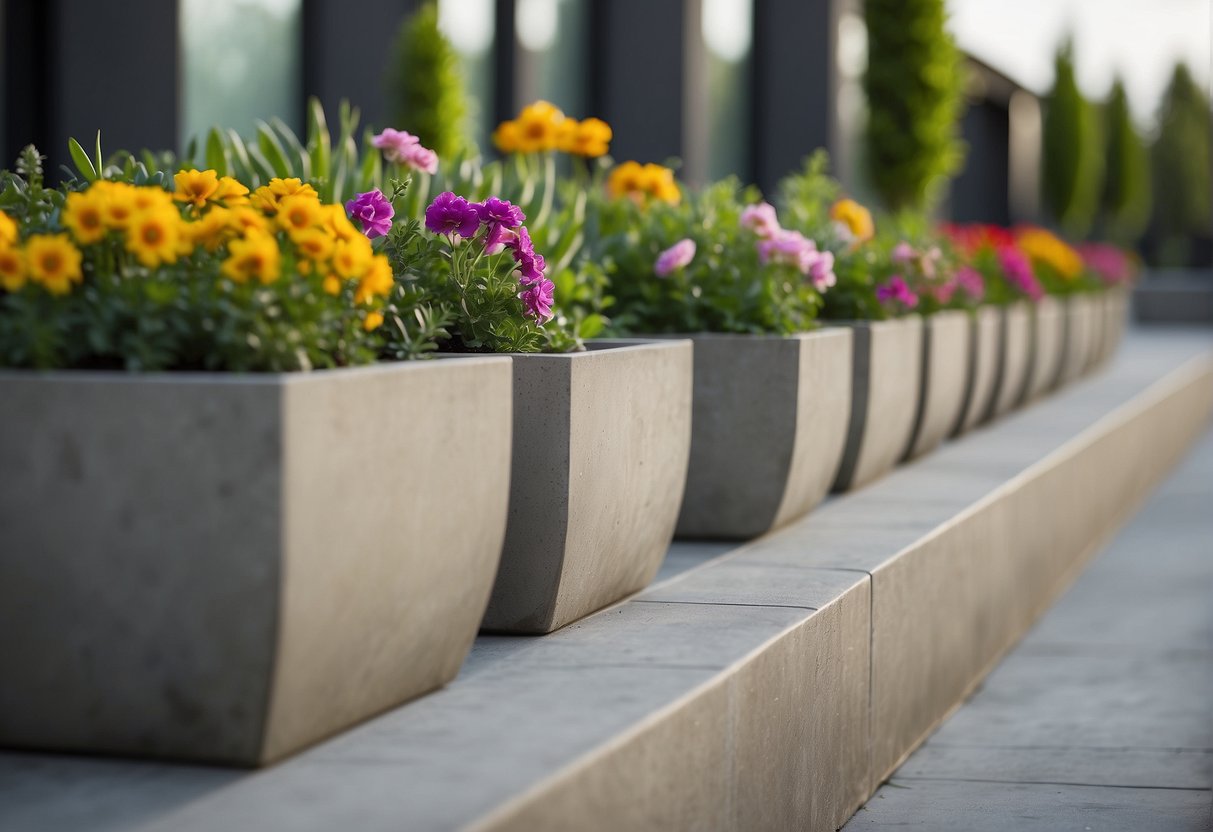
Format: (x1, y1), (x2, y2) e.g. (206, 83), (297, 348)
(425, 191), (481, 238)
(876, 275), (919, 310)
(403, 144), (439, 175)
(372, 128), (420, 163)
(807, 249), (836, 291)
(520, 277), (555, 322)
(998, 247), (1043, 301)
(740, 202), (781, 238)
(891, 241), (915, 264)
(345, 189), (394, 239)
(655, 238), (696, 277)
(954, 265), (987, 302)
(1078, 243), (1132, 285)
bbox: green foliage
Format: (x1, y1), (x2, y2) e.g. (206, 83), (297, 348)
(1099, 78), (1151, 245)
(1151, 62), (1212, 265)
(1042, 39), (1103, 239)
(863, 0), (966, 212)
(592, 179), (824, 335)
(388, 2), (470, 160)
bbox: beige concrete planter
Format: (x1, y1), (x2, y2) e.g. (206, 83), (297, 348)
(674, 329), (852, 540)
(0, 359), (513, 766)
(1057, 294), (1095, 385)
(482, 340), (693, 634)
(833, 317), (923, 491)
(1086, 291), (1108, 371)
(903, 310), (970, 461)
(952, 306), (1001, 435)
(1103, 286), (1130, 362)
(988, 301), (1033, 419)
(1023, 296), (1065, 402)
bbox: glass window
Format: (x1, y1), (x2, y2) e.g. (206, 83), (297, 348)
(703, 0), (754, 181)
(438, 0), (496, 155)
(517, 0), (590, 117)
(179, 0), (303, 151)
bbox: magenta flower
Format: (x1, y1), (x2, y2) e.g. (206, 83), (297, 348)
(1078, 243), (1132, 285)
(425, 191), (481, 238)
(654, 238), (697, 277)
(891, 241), (915, 264)
(954, 265), (987, 302)
(740, 202), (781, 238)
(476, 197), (525, 252)
(876, 275), (919, 310)
(520, 277), (555, 322)
(998, 247), (1043, 301)
(933, 280), (958, 305)
(507, 226), (546, 284)
(758, 229), (815, 271)
(372, 128), (420, 163)
(345, 189), (394, 239)
(807, 249), (836, 291)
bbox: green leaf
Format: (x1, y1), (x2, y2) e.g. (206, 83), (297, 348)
(94, 131), (104, 178)
(67, 138), (98, 181)
(255, 121), (292, 178)
(246, 145), (278, 183)
(358, 128), (381, 192)
(578, 313), (606, 339)
(226, 129), (255, 184)
(205, 127), (231, 175)
(306, 97), (332, 197)
(271, 117), (310, 180)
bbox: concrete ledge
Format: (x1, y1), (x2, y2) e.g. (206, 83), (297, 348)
(2, 332), (1211, 832)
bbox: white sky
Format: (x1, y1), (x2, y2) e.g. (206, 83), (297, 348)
(947, 0), (1212, 127)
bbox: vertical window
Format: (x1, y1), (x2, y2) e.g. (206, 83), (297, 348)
(516, 0), (590, 116)
(179, 0), (303, 150)
(703, 0), (754, 181)
(438, 0), (496, 154)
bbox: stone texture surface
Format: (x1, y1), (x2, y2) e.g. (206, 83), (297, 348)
(0, 359), (513, 766)
(904, 310), (970, 460)
(845, 426), (1213, 830)
(953, 306), (1001, 434)
(484, 340), (693, 634)
(988, 301), (1032, 418)
(674, 330), (852, 539)
(1023, 295), (1064, 401)
(834, 317), (923, 491)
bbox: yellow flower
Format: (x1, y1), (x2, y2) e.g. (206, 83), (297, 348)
(0, 246), (26, 291)
(130, 185), (175, 215)
(25, 234), (83, 295)
(214, 176), (250, 207)
(0, 210), (18, 246)
(1017, 227), (1083, 280)
(493, 120), (521, 154)
(322, 274), (342, 295)
(322, 204), (361, 243)
(226, 207), (271, 236)
(184, 207), (233, 251)
(173, 169), (221, 208)
(332, 236), (373, 279)
(221, 231), (281, 284)
(62, 190), (108, 245)
(355, 254), (394, 304)
(606, 161), (646, 199)
(251, 178), (317, 214)
(292, 227), (334, 261)
(560, 117), (612, 158)
(514, 100), (565, 153)
(95, 182), (140, 229)
(363, 311), (384, 331)
(830, 199), (874, 243)
(640, 164), (680, 204)
(125, 208), (184, 268)
(276, 194), (324, 238)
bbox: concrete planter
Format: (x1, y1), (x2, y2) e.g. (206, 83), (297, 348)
(1086, 291), (1108, 371)
(0, 359), (514, 766)
(988, 301), (1033, 419)
(482, 340), (693, 634)
(674, 329), (852, 540)
(952, 306), (1001, 435)
(1057, 294), (1095, 385)
(903, 310), (970, 461)
(1103, 286), (1129, 362)
(833, 316), (923, 491)
(1023, 296), (1064, 403)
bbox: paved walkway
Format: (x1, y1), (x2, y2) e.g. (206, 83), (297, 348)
(844, 428), (1213, 831)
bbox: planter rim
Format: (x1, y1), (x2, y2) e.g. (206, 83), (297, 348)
(616, 326), (850, 343)
(0, 357), (509, 387)
(829, 315), (923, 330)
(442, 338), (692, 362)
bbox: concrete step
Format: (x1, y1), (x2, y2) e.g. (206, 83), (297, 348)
(1, 329), (1211, 832)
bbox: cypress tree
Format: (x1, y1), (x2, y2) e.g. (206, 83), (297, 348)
(1151, 62), (1212, 264)
(387, 2), (470, 159)
(1100, 78), (1151, 245)
(1041, 39), (1103, 238)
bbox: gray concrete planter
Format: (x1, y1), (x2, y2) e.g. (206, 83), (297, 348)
(482, 340), (693, 634)
(988, 301), (1033, 419)
(903, 310), (970, 461)
(1103, 286), (1129, 362)
(0, 359), (514, 766)
(1023, 296), (1064, 402)
(952, 306), (1001, 435)
(833, 317), (923, 491)
(674, 329), (852, 540)
(1057, 294), (1095, 386)
(1086, 291), (1108, 371)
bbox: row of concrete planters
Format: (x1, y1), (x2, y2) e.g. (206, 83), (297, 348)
(903, 310), (970, 461)
(833, 317), (924, 491)
(988, 301), (1034, 419)
(482, 340), (693, 633)
(0, 359), (513, 766)
(1024, 296), (1065, 402)
(1057, 293), (1098, 385)
(674, 330), (852, 539)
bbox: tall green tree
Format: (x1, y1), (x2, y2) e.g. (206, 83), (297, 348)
(1099, 78), (1151, 245)
(1042, 39), (1103, 239)
(387, 2), (470, 159)
(1151, 62), (1212, 265)
(863, 0), (966, 212)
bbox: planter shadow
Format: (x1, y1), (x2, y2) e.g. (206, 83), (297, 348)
(0, 359), (513, 766)
(952, 306), (1001, 436)
(987, 301), (1033, 420)
(903, 310), (970, 461)
(1022, 296), (1064, 404)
